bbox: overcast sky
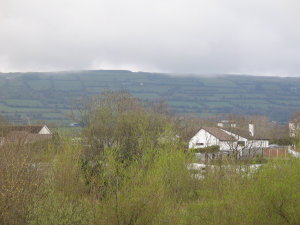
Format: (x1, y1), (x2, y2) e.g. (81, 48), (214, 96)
(0, 0), (299, 76)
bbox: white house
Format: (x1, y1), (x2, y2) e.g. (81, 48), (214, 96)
(189, 123), (269, 156)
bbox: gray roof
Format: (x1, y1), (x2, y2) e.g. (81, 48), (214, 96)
(0, 125), (47, 137)
(202, 126), (236, 141)
(221, 127), (269, 140)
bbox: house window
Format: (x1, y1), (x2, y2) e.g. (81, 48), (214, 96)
(237, 141), (245, 146)
(196, 143), (204, 146)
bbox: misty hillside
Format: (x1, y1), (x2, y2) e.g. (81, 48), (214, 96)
(0, 70), (299, 124)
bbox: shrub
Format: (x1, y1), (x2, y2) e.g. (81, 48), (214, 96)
(191, 145), (220, 153)
(270, 138), (293, 146)
(0, 141), (43, 224)
(181, 159), (300, 225)
(28, 182), (94, 225)
(89, 145), (194, 225)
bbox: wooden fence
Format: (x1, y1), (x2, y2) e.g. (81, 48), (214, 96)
(263, 147), (288, 158)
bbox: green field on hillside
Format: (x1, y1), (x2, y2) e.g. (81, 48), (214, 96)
(1, 70), (300, 124)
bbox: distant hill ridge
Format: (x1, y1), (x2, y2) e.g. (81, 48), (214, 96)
(0, 70), (300, 124)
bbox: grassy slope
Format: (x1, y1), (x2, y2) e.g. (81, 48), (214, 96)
(0, 70), (300, 124)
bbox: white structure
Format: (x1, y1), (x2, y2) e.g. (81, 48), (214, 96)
(249, 123), (254, 136)
(37, 125), (52, 134)
(217, 120), (236, 128)
(189, 124), (269, 156)
(289, 122), (300, 137)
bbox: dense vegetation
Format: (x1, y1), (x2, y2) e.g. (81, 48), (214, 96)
(1, 70), (300, 124)
(1, 92), (300, 225)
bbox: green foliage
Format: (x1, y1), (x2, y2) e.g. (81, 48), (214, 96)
(28, 182), (94, 225)
(80, 91), (176, 162)
(191, 145), (220, 153)
(250, 154), (268, 164)
(89, 145), (194, 225)
(2, 129), (300, 224)
(28, 140), (94, 225)
(181, 159), (300, 225)
(270, 138), (293, 146)
(0, 142), (42, 224)
(1, 91), (300, 224)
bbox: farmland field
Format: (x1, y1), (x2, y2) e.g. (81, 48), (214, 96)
(1, 70), (300, 124)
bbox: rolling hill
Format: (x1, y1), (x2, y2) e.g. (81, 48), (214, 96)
(0, 70), (299, 124)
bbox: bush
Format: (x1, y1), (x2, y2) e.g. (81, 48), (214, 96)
(93, 146), (194, 225)
(3, 130), (300, 225)
(78, 91), (176, 162)
(181, 159), (300, 225)
(0, 142), (43, 224)
(28, 183), (94, 225)
(270, 138), (293, 146)
(191, 145), (220, 153)
(2, 94), (300, 224)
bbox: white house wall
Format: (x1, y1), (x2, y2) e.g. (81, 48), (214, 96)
(189, 129), (219, 149)
(219, 141), (236, 151)
(189, 128), (269, 153)
(247, 140), (269, 148)
(189, 129), (235, 151)
(38, 126), (52, 135)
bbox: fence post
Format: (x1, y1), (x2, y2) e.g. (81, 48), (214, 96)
(285, 147), (287, 158)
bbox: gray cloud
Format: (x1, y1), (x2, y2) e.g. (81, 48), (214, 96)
(0, 0), (300, 75)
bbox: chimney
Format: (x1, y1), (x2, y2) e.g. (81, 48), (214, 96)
(249, 123), (254, 136)
(289, 122), (296, 137)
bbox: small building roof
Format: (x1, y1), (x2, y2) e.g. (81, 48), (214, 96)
(221, 127), (269, 140)
(0, 125), (49, 137)
(202, 126), (236, 141)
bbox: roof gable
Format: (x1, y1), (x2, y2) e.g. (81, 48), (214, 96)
(202, 126), (236, 141)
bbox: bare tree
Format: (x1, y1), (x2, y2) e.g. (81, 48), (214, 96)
(70, 90), (177, 161)
(222, 127), (266, 160)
